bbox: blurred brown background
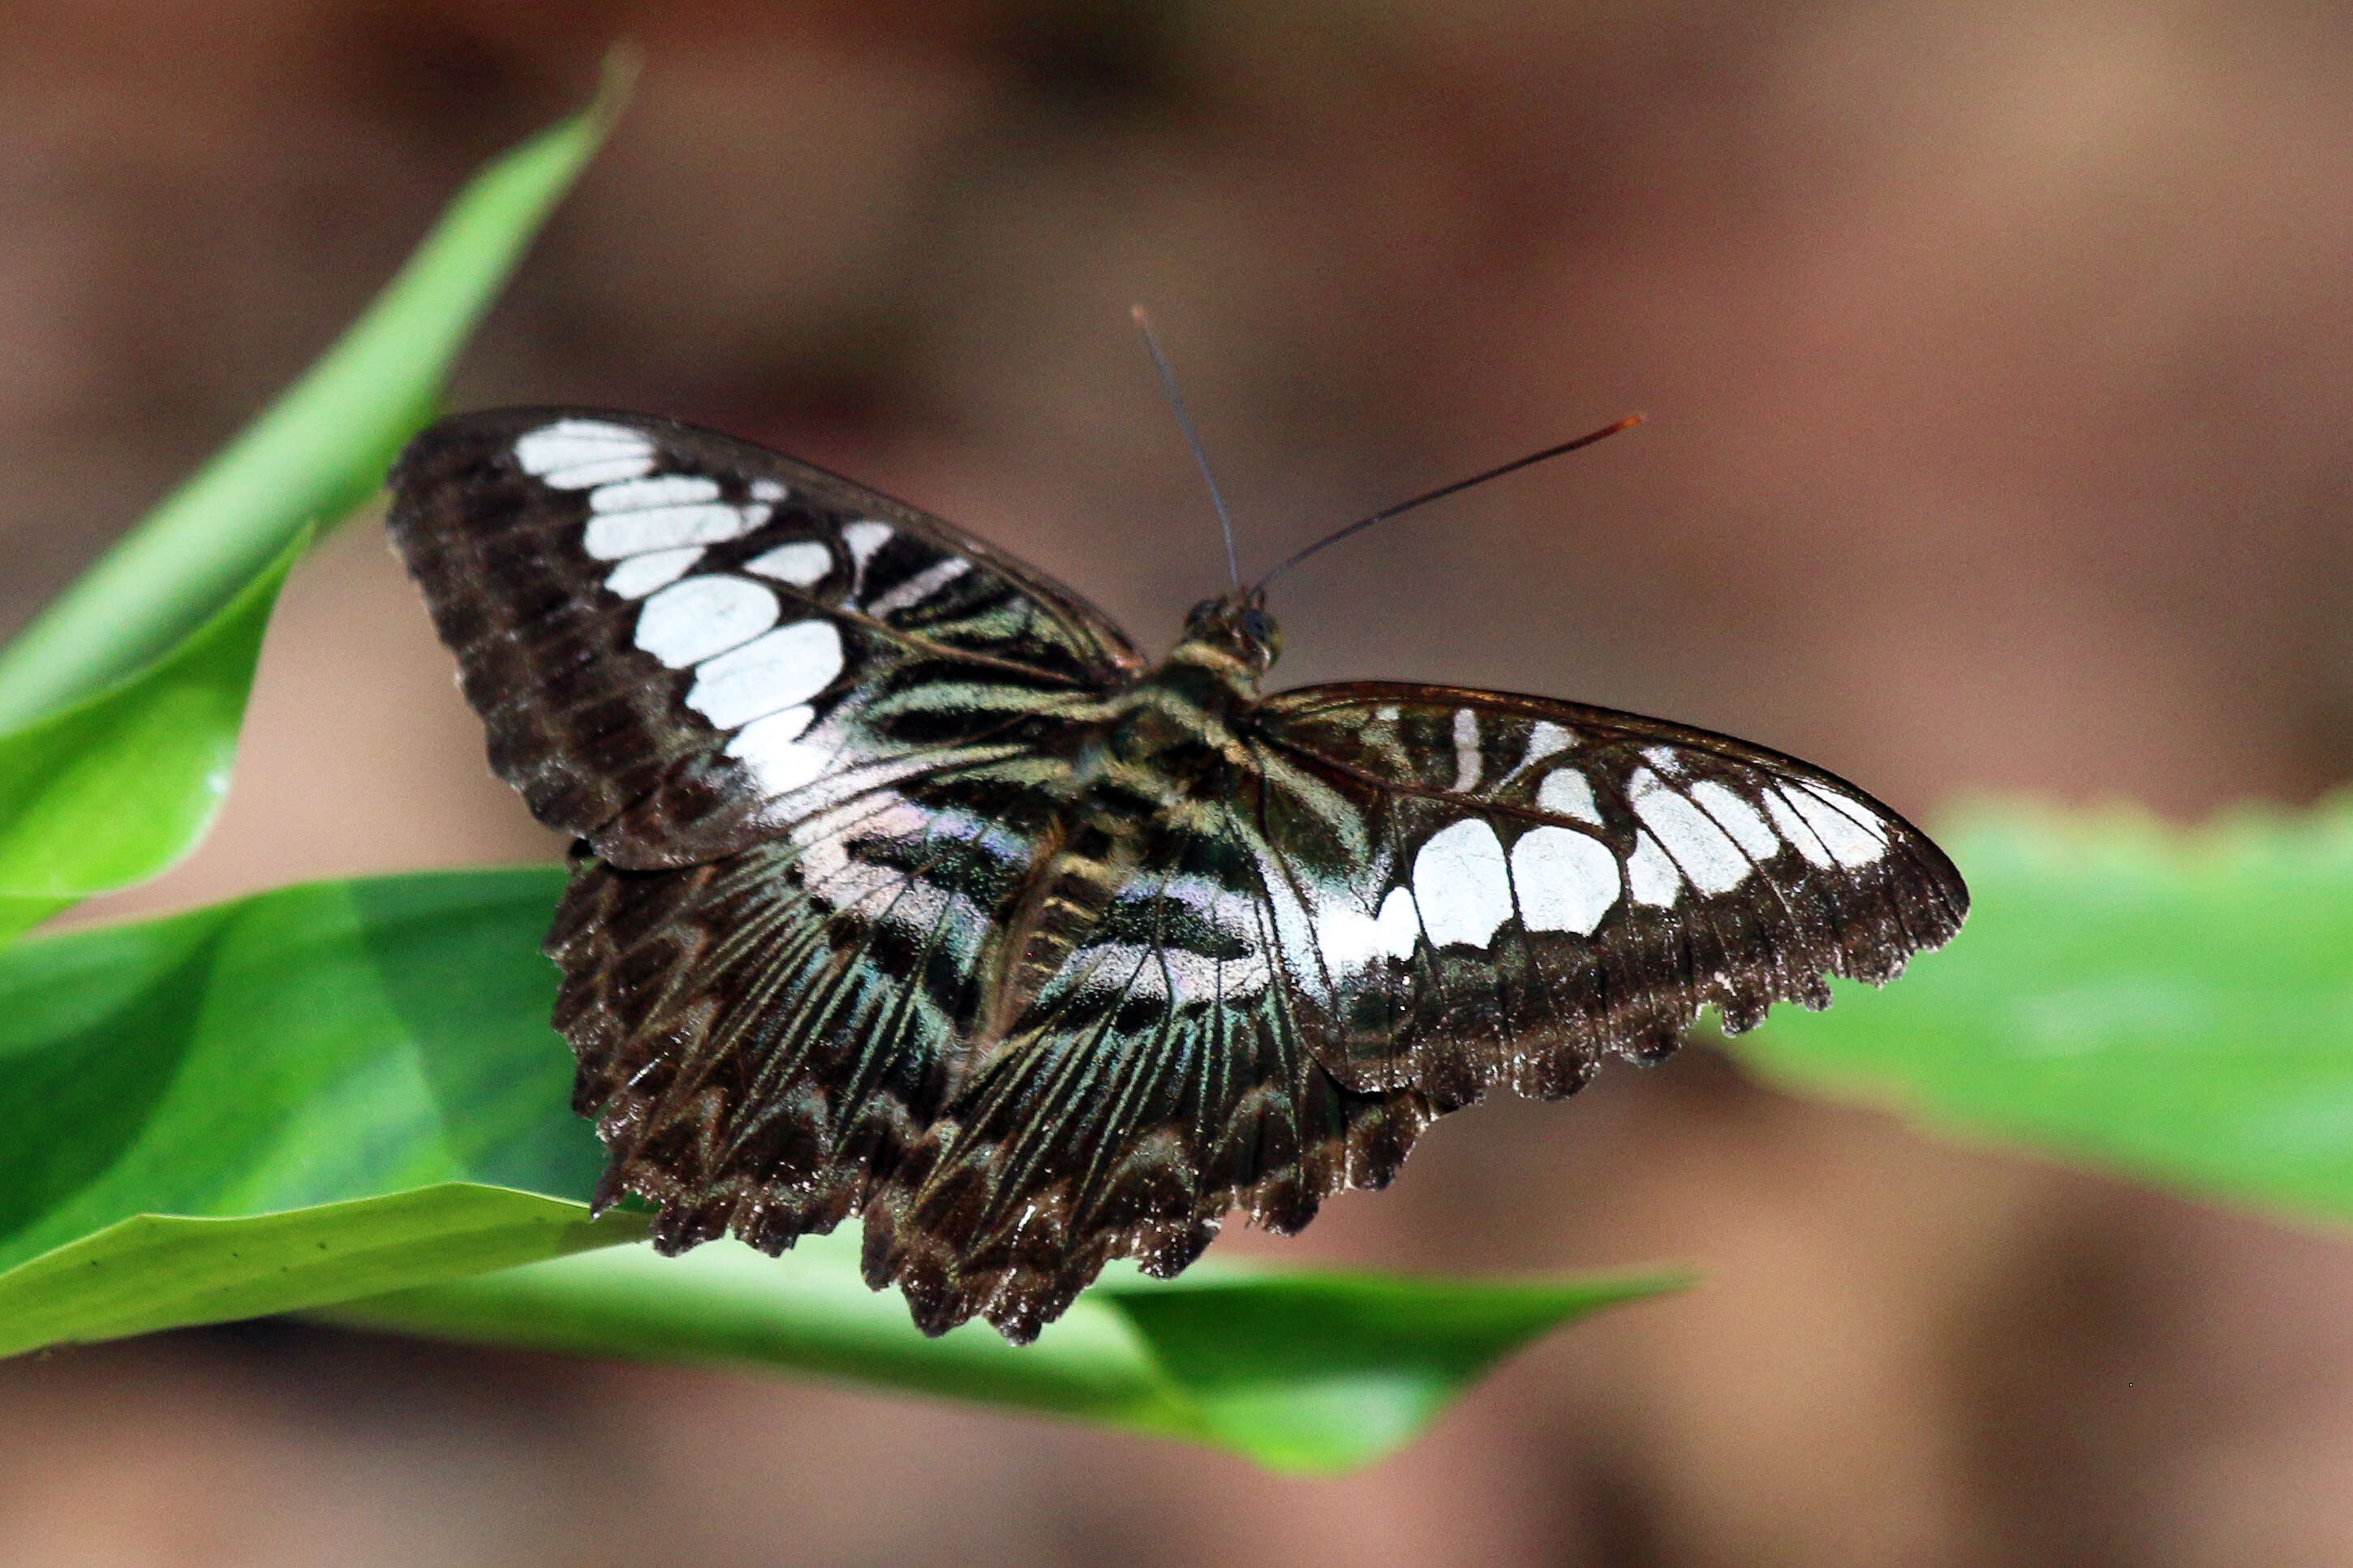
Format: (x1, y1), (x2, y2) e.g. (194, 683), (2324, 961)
(7, 2), (2353, 1562)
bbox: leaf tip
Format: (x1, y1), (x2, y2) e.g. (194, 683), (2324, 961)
(593, 42), (643, 127)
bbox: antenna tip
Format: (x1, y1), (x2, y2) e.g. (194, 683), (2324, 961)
(1612, 413), (1645, 433)
(1129, 303), (1150, 325)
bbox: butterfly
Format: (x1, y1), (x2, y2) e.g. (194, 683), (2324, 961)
(387, 406), (1967, 1343)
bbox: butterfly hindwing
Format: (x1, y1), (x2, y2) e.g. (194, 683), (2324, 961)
(1245, 684), (1968, 1102)
(860, 805), (1437, 1339)
(547, 758), (1082, 1259)
(389, 409), (1142, 867)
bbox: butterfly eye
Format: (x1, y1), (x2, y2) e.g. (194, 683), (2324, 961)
(1238, 606), (1281, 663)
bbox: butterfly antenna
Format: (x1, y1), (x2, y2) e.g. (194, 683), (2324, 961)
(1132, 305), (1243, 593)
(1254, 414), (1643, 592)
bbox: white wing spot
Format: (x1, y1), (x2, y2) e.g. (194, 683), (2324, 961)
(1511, 826), (1620, 935)
(1521, 720), (1576, 771)
(1412, 819), (1513, 947)
(1316, 883), (1423, 975)
(590, 475), (721, 512)
(514, 420), (655, 489)
(586, 501), (772, 560)
(749, 479), (788, 503)
(1631, 769), (1750, 894)
(866, 556), (972, 618)
(1762, 788), (1835, 867)
(1641, 745), (1686, 777)
(744, 541), (833, 587)
(687, 618), (845, 729)
(1787, 781), (1889, 868)
(788, 793), (1006, 929)
(1451, 709), (1482, 793)
(725, 704), (827, 795)
(1537, 767), (1604, 825)
(1627, 830), (1683, 907)
(843, 521), (895, 571)
(634, 575), (780, 668)
(1086, 941), (1268, 1003)
(1439, 710), (1478, 799)
(795, 817), (905, 915)
(1375, 885), (1422, 958)
(1690, 780), (1780, 860)
(540, 455), (657, 488)
(602, 546), (703, 599)
(1313, 907), (1381, 976)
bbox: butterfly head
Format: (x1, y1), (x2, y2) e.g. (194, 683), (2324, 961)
(1179, 592), (1283, 679)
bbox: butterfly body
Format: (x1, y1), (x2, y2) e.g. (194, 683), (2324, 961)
(389, 407), (1967, 1342)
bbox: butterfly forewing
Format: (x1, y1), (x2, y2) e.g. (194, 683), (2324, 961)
(389, 409), (1140, 867)
(389, 408), (1135, 1317)
(1245, 685), (1968, 1101)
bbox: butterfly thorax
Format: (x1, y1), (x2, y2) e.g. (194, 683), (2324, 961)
(980, 598), (1279, 1041)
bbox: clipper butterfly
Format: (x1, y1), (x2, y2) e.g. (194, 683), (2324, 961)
(389, 408), (1966, 1342)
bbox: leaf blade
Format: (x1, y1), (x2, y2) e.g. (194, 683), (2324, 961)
(0, 867), (597, 1279)
(1736, 801), (2353, 1224)
(0, 532), (303, 901)
(311, 1232), (1687, 1471)
(1095, 1266), (1692, 1471)
(0, 57), (628, 728)
(0, 1186), (641, 1360)
(313, 1232), (1197, 1433)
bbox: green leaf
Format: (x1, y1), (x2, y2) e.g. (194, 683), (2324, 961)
(0, 1186), (636, 1360)
(0, 867), (604, 1291)
(1736, 801), (2353, 1226)
(0, 898), (71, 948)
(0, 864), (1683, 1467)
(1094, 1265), (1684, 1469)
(0, 532), (303, 902)
(0, 54), (630, 729)
(314, 1231), (1686, 1473)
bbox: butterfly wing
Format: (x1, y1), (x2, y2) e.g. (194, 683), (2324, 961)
(1243, 683), (1968, 1102)
(390, 409), (1140, 1282)
(859, 797), (1437, 1341)
(856, 681), (1964, 1339)
(548, 758), (1072, 1261)
(388, 408), (1142, 868)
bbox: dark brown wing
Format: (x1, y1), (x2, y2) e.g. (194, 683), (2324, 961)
(389, 409), (1142, 1319)
(815, 679), (1963, 1342)
(1243, 683), (1968, 1102)
(858, 793), (1435, 1342)
(388, 408), (1142, 868)
(547, 756), (1071, 1268)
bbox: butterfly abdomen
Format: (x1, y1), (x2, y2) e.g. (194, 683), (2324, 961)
(990, 807), (1146, 1039)
(974, 634), (1262, 1045)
